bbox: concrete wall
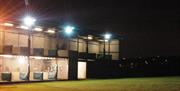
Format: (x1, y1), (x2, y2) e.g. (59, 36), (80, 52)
(0, 31), (3, 53)
(57, 58), (69, 80)
(19, 34), (28, 47)
(0, 28), (120, 59)
(69, 39), (78, 51)
(70, 39), (100, 54)
(99, 40), (120, 60)
(0, 57), (3, 80)
(4, 32), (19, 46)
(110, 40), (120, 60)
(0, 29), (58, 56)
(78, 39), (86, 52)
(88, 41), (99, 53)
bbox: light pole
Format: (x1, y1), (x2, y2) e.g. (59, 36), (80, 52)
(23, 16), (36, 81)
(104, 33), (111, 60)
(86, 36), (89, 61)
(64, 25), (78, 80)
(64, 26), (75, 50)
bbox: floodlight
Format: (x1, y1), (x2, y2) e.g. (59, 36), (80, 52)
(88, 35), (93, 40)
(34, 27), (43, 32)
(2, 22), (14, 27)
(23, 16), (36, 27)
(64, 26), (74, 35)
(104, 33), (111, 40)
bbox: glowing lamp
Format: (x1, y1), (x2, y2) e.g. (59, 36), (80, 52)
(88, 35), (93, 40)
(104, 33), (111, 40)
(34, 27), (43, 32)
(46, 29), (55, 34)
(23, 16), (36, 27)
(64, 26), (74, 35)
(2, 22), (14, 27)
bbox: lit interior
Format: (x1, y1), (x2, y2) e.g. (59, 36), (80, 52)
(0, 55), (69, 81)
(78, 62), (87, 79)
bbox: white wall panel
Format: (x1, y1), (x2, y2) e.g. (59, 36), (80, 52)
(4, 32), (18, 46)
(88, 41), (99, 53)
(32, 36), (44, 48)
(0, 31), (3, 53)
(57, 58), (69, 80)
(78, 62), (86, 79)
(19, 34), (28, 47)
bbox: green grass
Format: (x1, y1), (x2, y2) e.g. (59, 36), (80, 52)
(0, 76), (180, 91)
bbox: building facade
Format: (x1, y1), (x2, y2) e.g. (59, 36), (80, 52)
(0, 21), (120, 82)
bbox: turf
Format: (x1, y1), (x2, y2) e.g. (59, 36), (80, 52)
(0, 76), (180, 91)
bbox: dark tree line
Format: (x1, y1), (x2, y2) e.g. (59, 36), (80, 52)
(87, 56), (180, 78)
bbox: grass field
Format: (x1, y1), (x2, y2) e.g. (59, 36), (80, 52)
(0, 76), (180, 91)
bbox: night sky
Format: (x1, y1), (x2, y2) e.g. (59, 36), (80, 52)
(0, 0), (179, 57)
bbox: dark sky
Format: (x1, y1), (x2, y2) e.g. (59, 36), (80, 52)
(0, 0), (179, 57)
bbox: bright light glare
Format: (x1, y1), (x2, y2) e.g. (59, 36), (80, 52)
(105, 39), (108, 42)
(18, 57), (26, 64)
(23, 16), (36, 27)
(64, 26), (74, 35)
(34, 27), (43, 32)
(88, 35), (93, 40)
(46, 29), (55, 34)
(0, 55), (13, 58)
(30, 56), (56, 60)
(32, 56), (42, 59)
(104, 33), (111, 40)
(2, 22), (14, 27)
(99, 39), (108, 42)
(18, 25), (29, 30)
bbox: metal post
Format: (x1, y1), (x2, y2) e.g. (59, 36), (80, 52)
(2, 26), (5, 72)
(118, 39), (121, 60)
(24, 0), (31, 81)
(103, 39), (106, 60)
(56, 34), (59, 57)
(2, 27), (5, 54)
(77, 36), (79, 55)
(86, 36), (89, 61)
(27, 28), (31, 81)
(55, 33), (59, 80)
(68, 37), (70, 51)
(108, 40), (110, 55)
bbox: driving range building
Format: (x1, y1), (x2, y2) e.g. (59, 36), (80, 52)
(0, 21), (120, 82)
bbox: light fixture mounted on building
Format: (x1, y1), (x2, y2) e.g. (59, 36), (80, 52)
(34, 27), (43, 32)
(1, 22), (14, 27)
(17, 25), (29, 30)
(88, 35), (93, 40)
(46, 28), (56, 34)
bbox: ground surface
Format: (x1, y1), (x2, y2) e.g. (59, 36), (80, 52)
(0, 76), (180, 91)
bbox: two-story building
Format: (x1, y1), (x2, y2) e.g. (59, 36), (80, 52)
(0, 21), (120, 82)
